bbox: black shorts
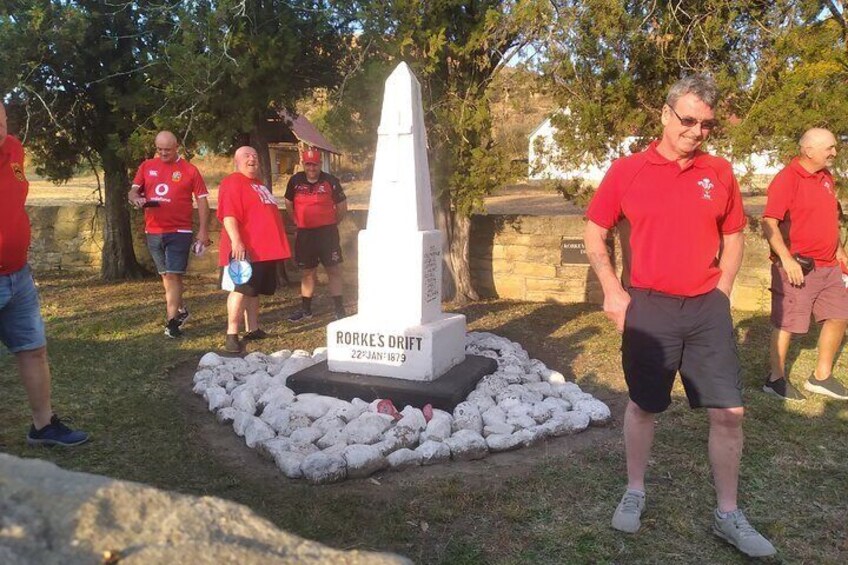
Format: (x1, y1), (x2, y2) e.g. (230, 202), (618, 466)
(621, 288), (742, 413)
(232, 260), (281, 297)
(295, 225), (343, 269)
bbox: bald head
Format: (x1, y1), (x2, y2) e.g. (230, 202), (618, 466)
(155, 130), (179, 163)
(0, 103), (7, 147)
(234, 146), (260, 179)
(799, 128), (837, 172)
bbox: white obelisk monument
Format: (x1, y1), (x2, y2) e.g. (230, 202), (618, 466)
(326, 63), (467, 381)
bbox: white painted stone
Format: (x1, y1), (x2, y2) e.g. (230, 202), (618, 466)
(384, 425), (420, 449)
(543, 411), (591, 436)
(269, 349), (292, 361)
(526, 382), (553, 397)
(260, 409), (292, 435)
(506, 414), (536, 429)
(545, 369), (567, 384)
(290, 396), (334, 420)
(397, 406), (427, 431)
(419, 410), (452, 443)
(216, 407), (237, 425)
(193, 368), (215, 384)
(224, 380), (240, 394)
(244, 371), (274, 395)
(344, 444), (388, 479)
(258, 387), (295, 410)
(466, 390), (496, 412)
(344, 413), (394, 445)
(322, 443), (349, 457)
(231, 386), (257, 415)
(292, 349), (312, 358)
(312, 415), (347, 435)
(198, 352), (223, 368)
(192, 380), (209, 395)
(373, 436), (403, 457)
(232, 412), (252, 437)
(301, 452), (347, 485)
(483, 422), (515, 436)
(574, 399), (612, 424)
(481, 406), (507, 427)
(256, 437), (292, 460)
(312, 347), (328, 363)
(415, 440), (450, 466)
(277, 356), (316, 381)
(289, 441), (319, 457)
(204, 386), (231, 412)
(445, 430), (488, 461)
(485, 433), (524, 452)
(275, 452), (304, 479)
(244, 352), (268, 365)
(244, 418), (275, 448)
(387, 448), (423, 470)
(451, 402), (483, 434)
(317, 428), (349, 450)
(333, 400), (368, 423)
(541, 396), (572, 415)
(222, 357), (251, 376)
(289, 427), (324, 445)
(529, 403), (553, 424)
(288, 413), (312, 431)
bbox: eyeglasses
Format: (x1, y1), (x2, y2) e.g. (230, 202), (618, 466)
(667, 105), (718, 131)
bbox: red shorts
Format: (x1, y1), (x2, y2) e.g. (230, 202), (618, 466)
(770, 264), (848, 333)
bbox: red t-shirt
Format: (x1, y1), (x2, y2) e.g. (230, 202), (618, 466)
(586, 141), (747, 297)
(763, 158), (839, 267)
(284, 171), (346, 228)
(0, 136), (31, 275)
(217, 173), (292, 266)
(132, 157), (208, 234)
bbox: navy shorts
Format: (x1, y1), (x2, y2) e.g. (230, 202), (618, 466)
(232, 260), (281, 297)
(0, 265), (47, 354)
(146, 232), (192, 275)
(622, 288), (742, 413)
(295, 225), (343, 269)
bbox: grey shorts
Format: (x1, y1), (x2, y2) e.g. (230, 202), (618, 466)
(622, 288), (742, 413)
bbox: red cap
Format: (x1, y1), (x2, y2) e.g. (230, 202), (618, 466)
(302, 148), (320, 165)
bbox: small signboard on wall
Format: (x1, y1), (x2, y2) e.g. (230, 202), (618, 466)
(561, 238), (613, 265)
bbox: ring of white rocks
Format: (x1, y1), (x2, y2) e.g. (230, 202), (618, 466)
(192, 332), (611, 484)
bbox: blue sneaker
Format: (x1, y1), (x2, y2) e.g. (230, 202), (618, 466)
(27, 415), (90, 447)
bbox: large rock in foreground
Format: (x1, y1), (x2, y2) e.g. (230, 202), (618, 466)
(0, 454), (410, 564)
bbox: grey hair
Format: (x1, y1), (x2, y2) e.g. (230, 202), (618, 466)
(665, 75), (720, 109)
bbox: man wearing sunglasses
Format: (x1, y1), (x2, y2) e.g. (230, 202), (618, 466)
(585, 75), (775, 557)
(762, 128), (848, 401)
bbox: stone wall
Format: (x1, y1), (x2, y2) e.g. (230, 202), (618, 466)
(25, 204), (773, 311)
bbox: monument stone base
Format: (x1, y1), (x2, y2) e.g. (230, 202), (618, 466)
(326, 313), (467, 381)
(287, 355), (497, 412)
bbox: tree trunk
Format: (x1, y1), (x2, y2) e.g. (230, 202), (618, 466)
(435, 194), (479, 304)
(250, 121), (273, 191)
(100, 153), (145, 281)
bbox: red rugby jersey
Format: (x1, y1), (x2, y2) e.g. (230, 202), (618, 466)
(132, 157), (208, 234)
(0, 136), (31, 274)
(586, 141), (746, 297)
(763, 158), (839, 267)
(284, 171), (346, 229)
(217, 172), (291, 266)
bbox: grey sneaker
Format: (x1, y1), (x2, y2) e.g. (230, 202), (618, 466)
(762, 376), (804, 401)
(712, 509), (776, 557)
(611, 490), (645, 533)
(804, 374), (848, 400)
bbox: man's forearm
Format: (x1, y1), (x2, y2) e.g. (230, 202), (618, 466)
(718, 232), (744, 291)
(585, 221), (624, 295)
(762, 219), (792, 261)
(222, 217), (241, 245)
(196, 198), (211, 234)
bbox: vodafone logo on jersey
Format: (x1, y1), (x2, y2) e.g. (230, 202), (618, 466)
(151, 182), (173, 203)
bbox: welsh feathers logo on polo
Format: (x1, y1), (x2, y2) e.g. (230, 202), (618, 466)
(11, 162), (26, 182)
(697, 177), (714, 200)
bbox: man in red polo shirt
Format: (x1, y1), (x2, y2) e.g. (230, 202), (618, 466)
(218, 146), (292, 353)
(762, 128), (848, 401)
(0, 102), (88, 446)
(584, 76), (775, 557)
(129, 131), (211, 338)
(284, 147), (348, 322)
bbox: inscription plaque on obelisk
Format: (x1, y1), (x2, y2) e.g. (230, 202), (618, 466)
(326, 62), (467, 381)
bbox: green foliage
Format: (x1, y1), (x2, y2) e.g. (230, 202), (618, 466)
(542, 1), (848, 189)
(335, 1), (552, 215)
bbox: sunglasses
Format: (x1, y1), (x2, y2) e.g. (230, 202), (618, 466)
(667, 105), (719, 131)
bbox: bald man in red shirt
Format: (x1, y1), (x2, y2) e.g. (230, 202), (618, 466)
(584, 76), (775, 557)
(0, 102), (88, 446)
(763, 128), (848, 401)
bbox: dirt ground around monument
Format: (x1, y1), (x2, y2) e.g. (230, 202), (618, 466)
(2, 272), (846, 563)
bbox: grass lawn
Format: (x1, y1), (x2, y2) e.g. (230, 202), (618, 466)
(1, 271), (846, 564)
